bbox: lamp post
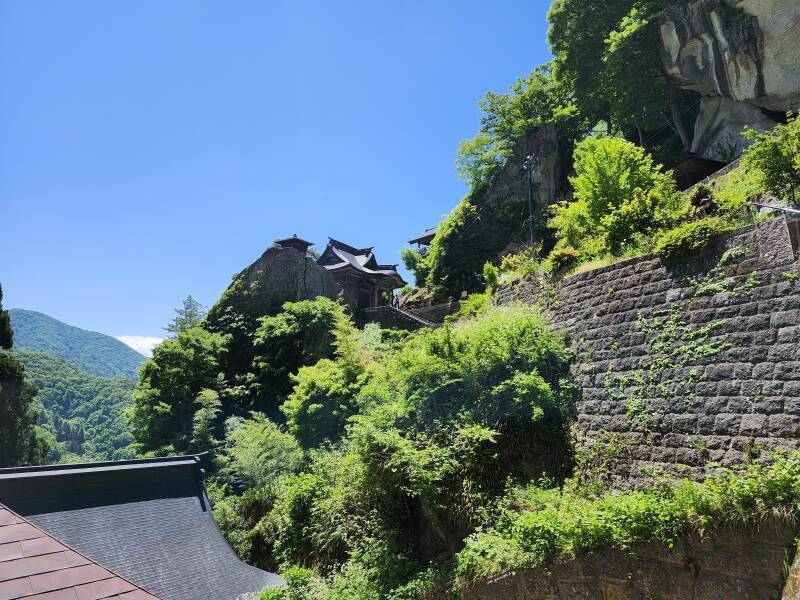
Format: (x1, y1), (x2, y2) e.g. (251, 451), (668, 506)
(522, 154), (535, 248)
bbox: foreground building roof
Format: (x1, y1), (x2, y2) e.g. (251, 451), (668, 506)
(0, 456), (282, 600)
(0, 503), (159, 600)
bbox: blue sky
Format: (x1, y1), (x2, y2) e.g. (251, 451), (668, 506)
(1, 0), (551, 347)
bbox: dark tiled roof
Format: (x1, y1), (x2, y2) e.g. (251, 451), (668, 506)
(0, 457), (282, 600)
(0, 503), (159, 600)
(318, 239), (406, 287)
(408, 227), (437, 246)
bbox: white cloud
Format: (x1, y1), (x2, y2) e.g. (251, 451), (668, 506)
(116, 335), (165, 357)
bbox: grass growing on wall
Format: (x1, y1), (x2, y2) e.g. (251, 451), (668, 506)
(453, 451), (800, 588)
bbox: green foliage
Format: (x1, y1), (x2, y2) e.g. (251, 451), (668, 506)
(451, 293), (489, 322)
(426, 66), (580, 297)
(481, 263), (499, 290)
(9, 309), (145, 379)
(743, 114), (800, 205)
(282, 357), (367, 450)
(0, 287), (48, 467)
(191, 388), (221, 454)
(129, 326), (228, 454)
(0, 352), (48, 467)
(454, 451), (800, 586)
(456, 65), (579, 190)
(654, 218), (733, 259)
(714, 166), (764, 220)
(220, 413), (303, 491)
(547, 0), (694, 150)
(548, 247), (580, 272)
(549, 136), (686, 259)
(251, 298), (349, 402)
(13, 350), (135, 462)
(216, 306), (574, 599)
(399, 248), (431, 288)
(165, 294), (207, 336)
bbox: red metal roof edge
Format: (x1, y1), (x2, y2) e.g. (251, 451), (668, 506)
(0, 503), (162, 599)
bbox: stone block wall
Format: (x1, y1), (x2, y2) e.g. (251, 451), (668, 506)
(496, 216), (800, 483)
(460, 521), (797, 600)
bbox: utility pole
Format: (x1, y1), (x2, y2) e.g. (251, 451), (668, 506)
(522, 154), (535, 248)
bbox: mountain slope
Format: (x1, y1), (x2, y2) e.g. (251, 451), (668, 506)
(9, 309), (145, 378)
(15, 349), (135, 462)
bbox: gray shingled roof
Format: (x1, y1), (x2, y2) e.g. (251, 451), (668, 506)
(0, 456), (282, 600)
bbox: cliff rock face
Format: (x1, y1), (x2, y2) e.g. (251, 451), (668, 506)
(206, 246), (340, 330)
(660, 0), (800, 160)
(470, 125), (568, 257)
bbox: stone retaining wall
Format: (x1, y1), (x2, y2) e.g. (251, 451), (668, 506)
(460, 522), (797, 600)
(497, 216), (800, 484)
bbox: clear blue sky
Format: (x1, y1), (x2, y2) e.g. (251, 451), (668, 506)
(1, 0), (552, 342)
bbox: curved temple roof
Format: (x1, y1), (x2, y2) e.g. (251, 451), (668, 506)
(317, 239), (405, 287)
(0, 456), (282, 600)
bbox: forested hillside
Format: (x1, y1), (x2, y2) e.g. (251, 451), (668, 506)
(15, 350), (135, 463)
(10, 309), (145, 378)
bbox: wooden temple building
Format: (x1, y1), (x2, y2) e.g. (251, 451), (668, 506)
(316, 238), (406, 309)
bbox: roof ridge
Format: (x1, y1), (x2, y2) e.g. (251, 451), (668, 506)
(0, 454), (200, 476)
(327, 238), (370, 255)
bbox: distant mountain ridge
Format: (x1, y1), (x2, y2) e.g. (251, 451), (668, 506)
(14, 349), (135, 462)
(9, 309), (145, 379)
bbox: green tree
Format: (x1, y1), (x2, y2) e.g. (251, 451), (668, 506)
(0, 285), (47, 467)
(547, 0), (694, 150)
(165, 294), (207, 336)
(250, 298), (349, 402)
(191, 388), (222, 454)
(400, 247), (431, 288)
(129, 326), (228, 454)
(743, 114), (800, 206)
(221, 412), (303, 490)
(549, 136), (685, 257)
(281, 315), (370, 449)
(456, 65), (579, 190)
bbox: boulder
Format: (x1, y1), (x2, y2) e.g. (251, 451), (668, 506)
(659, 0), (800, 159)
(691, 95), (776, 161)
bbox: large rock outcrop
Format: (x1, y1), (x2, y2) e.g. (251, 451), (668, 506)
(206, 245), (340, 329)
(429, 125), (570, 294)
(660, 0), (800, 160)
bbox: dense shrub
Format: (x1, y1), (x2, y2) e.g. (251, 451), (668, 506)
(450, 292), (489, 322)
(454, 451), (800, 586)
(226, 306), (575, 599)
(251, 298), (350, 401)
(653, 217), (733, 259)
(220, 413), (303, 490)
(548, 136), (686, 259)
(548, 246), (580, 272)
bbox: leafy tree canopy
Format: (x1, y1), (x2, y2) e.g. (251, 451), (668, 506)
(743, 114), (800, 206)
(129, 326), (229, 455)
